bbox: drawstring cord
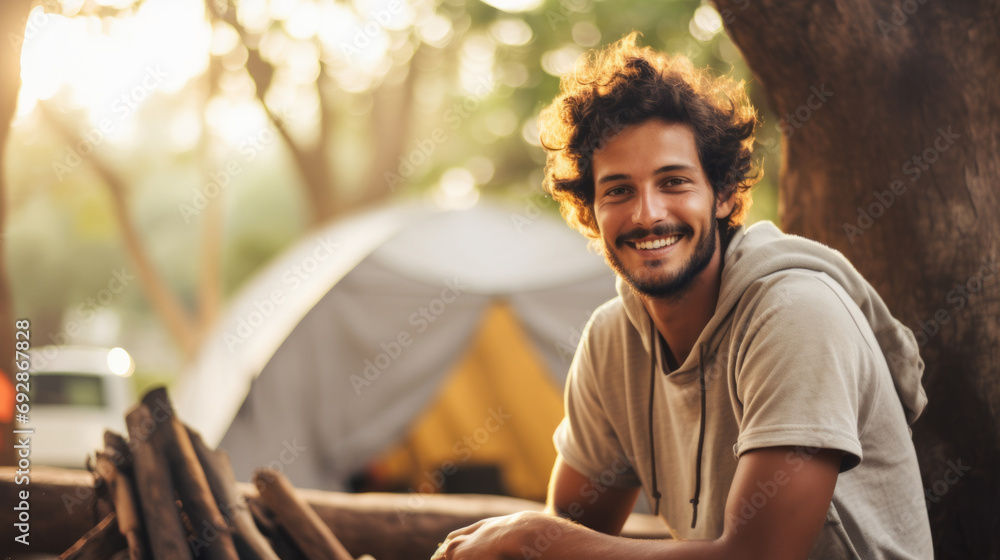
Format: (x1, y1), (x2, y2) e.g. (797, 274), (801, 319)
(647, 318), (662, 516)
(690, 343), (707, 529)
(647, 316), (707, 530)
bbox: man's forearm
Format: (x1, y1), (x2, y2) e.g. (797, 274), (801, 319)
(511, 515), (734, 560)
(432, 511), (746, 560)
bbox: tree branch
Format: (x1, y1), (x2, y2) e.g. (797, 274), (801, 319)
(208, 0), (335, 226)
(37, 102), (198, 359)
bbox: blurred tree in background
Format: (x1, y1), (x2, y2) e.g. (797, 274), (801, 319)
(1, 0), (779, 378)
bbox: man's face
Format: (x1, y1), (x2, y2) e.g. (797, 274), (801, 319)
(591, 118), (734, 299)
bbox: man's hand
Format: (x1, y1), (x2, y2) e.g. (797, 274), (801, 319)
(430, 511), (580, 560)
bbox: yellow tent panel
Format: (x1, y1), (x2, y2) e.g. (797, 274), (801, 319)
(371, 301), (566, 501)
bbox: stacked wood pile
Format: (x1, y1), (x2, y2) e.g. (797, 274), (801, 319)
(6, 466), (681, 560)
(1, 387), (671, 559)
(63, 387), (365, 560)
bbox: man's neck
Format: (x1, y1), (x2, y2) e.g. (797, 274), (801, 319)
(640, 242), (724, 368)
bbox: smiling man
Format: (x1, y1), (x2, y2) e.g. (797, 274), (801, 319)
(431, 34), (932, 559)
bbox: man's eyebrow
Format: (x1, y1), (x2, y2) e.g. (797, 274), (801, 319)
(597, 173), (630, 185)
(654, 164), (697, 174)
(596, 164), (698, 185)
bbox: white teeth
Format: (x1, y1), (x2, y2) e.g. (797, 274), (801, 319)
(635, 235), (681, 250)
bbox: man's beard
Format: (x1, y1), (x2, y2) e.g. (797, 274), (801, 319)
(603, 212), (718, 300)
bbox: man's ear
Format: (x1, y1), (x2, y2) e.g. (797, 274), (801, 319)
(715, 188), (737, 220)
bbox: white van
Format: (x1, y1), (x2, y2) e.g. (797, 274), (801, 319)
(24, 346), (135, 469)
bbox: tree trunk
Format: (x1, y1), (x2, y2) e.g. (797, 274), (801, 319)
(0, 0), (37, 468)
(346, 50), (420, 218)
(713, 0), (999, 557)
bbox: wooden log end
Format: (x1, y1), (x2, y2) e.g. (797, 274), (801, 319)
(140, 386), (176, 419)
(103, 431), (134, 471)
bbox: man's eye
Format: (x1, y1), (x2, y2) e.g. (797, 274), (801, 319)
(664, 178), (687, 187)
(606, 186), (628, 196)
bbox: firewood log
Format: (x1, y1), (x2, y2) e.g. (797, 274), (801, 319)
(253, 468), (355, 560)
(247, 495), (308, 560)
(93, 435), (149, 560)
(141, 388), (240, 560)
(186, 427), (281, 560)
(126, 404), (192, 560)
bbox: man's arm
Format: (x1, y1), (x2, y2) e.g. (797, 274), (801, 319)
(432, 446), (842, 560)
(714, 446), (841, 558)
(543, 454), (640, 535)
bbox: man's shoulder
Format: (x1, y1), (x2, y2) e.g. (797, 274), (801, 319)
(574, 296), (645, 360)
(735, 269), (864, 324)
(729, 269), (884, 368)
(590, 294), (628, 324)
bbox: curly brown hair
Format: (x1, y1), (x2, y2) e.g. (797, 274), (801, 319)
(539, 32), (760, 245)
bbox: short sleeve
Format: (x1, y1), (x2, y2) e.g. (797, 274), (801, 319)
(733, 273), (874, 472)
(553, 323), (640, 487)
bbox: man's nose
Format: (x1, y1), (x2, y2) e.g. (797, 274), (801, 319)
(632, 185), (667, 228)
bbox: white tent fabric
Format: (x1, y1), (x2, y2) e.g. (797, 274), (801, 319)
(175, 200), (617, 490)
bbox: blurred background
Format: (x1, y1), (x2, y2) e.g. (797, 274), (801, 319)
(7, 0), (781, 502)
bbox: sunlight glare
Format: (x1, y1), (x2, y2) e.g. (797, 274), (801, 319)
(318, 3), (356, 51)
(238, 0), (271, 33)
(168, 109), (203, 152)
(489, 19), (533, 47)
(205, 97), (271, 148)
(690, 5), (723, 42)
(356, 0), (416, 32)
(521, 116), (541, 147)
(466, 156), (495, 185)
(571, 21), (601, 47)
(268, 0), (298, 21)
(541, 44), (583, 77)
(418, 14), (453, 48)
(285, 1), (320, 40)
(17, 0), (210, 126)
(459, 34), (496, 97)
(433, 168), (480, 210)
(211, 20), (240, 56)
(478, 0), (545, 14)
(486, 108), (518, 138)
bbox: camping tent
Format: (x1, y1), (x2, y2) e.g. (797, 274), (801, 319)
(174, 199), (618, 501)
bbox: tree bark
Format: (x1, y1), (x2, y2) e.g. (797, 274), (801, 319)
(713, 1), (999, 557)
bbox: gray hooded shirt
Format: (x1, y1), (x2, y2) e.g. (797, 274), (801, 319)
(553, 220), (933, 559)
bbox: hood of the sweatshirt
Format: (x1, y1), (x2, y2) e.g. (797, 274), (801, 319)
(618, 220), (927, 426)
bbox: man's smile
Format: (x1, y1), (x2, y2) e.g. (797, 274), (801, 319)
(616, 223), (692, 256)
(626, 234), (684, 251)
